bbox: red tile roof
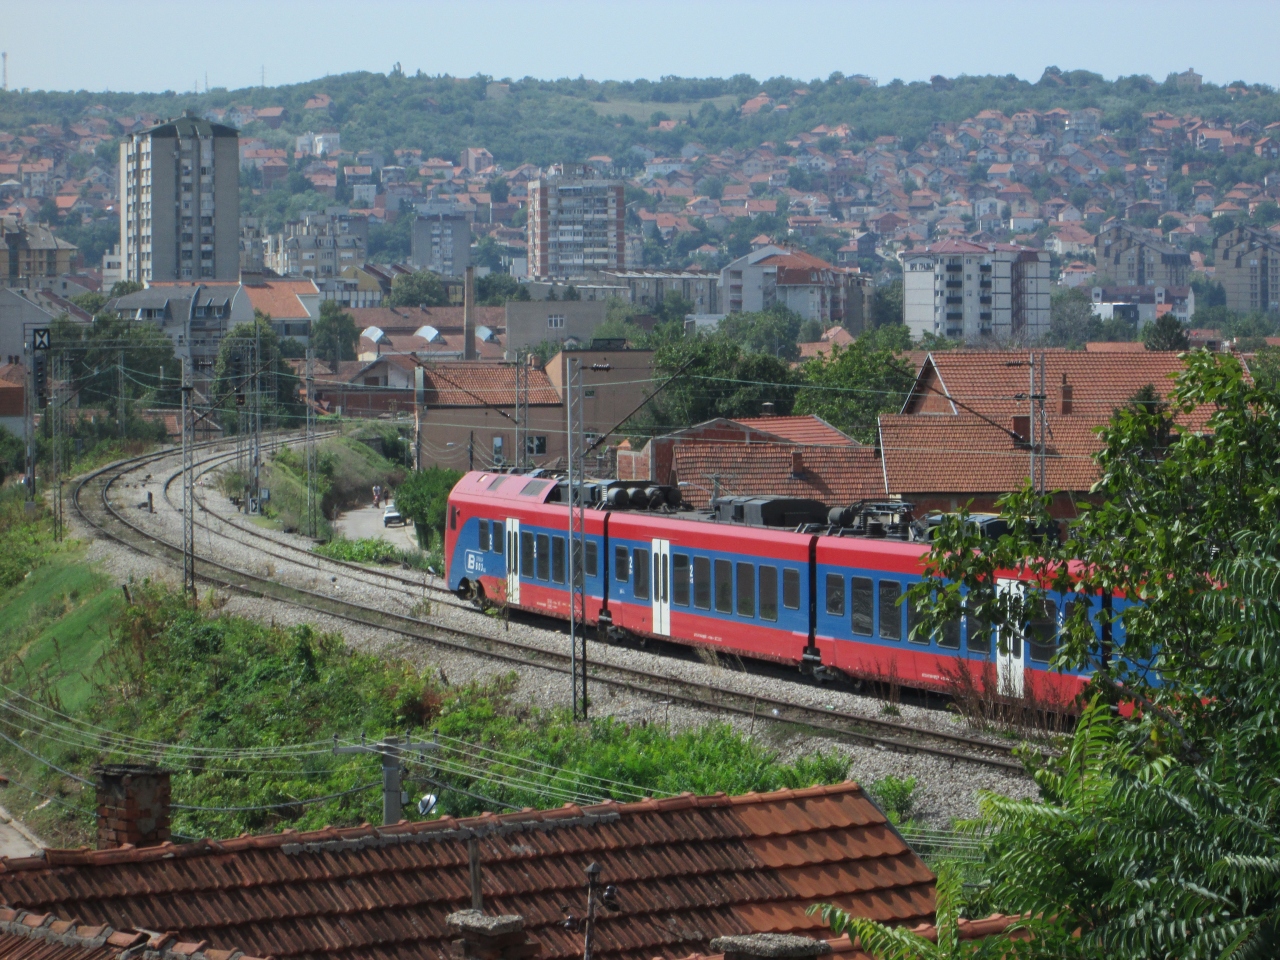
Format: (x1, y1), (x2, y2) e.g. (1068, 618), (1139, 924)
(0, 908), (267, 960)
(883, 350), (1219, 496)
(422, 362), (561, 407)
(672, 443), (884, 508)
(0, 784), (934, 960)
(242, 280), (317, 321)
(732, 416), (854, 446)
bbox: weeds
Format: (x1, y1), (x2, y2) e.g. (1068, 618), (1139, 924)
(869, 774), (918, 825)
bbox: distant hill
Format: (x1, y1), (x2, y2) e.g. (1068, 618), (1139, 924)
(3, 68), (1280, 165)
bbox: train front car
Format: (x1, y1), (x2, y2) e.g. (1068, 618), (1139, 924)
(446, 471), (608, 621)
(817, 534), (1093, 703)
(606, 511), (815, 665)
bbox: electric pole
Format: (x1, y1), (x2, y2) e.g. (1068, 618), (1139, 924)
(334, 734), (436, 826)
(181, 360), (196, 597)
(305, 348), (318, 537)
(118, 349), (125, 439)
(565, 354), (588, 721)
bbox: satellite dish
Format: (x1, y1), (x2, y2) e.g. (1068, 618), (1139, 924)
(418, 793), (438, 816)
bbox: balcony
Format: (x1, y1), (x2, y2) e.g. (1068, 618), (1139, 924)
(946, 311), (963, 320)
(945, 262), (962, 272)
(979, 296), (992, 305)
(979, 311), (992, 321)
(945, 280), (962, 289)
(979, 279), (992, 289)
(978, 264), (992, 273)
(946, 296), (962, 305)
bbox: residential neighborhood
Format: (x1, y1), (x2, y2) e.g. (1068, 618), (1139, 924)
(0, 13), (1279, 960)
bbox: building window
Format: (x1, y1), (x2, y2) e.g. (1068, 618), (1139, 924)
(492, 436), (504, 463)
(547, 314), (565, 329)
(526, 436), (547, 455)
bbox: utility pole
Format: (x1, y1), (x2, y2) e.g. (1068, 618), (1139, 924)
(118, 349), (125, 439)
(514, 355), (528, 469)
(251, 330), (262, 512)
(50, 352), (62, 541)
(181, 361), (196, 597)
(305, 349), (318, 538)
(334, 734), (436, 826)
(565, 354), (588, 721)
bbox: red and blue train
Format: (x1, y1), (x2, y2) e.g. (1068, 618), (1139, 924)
(445, 471), (1110, 703)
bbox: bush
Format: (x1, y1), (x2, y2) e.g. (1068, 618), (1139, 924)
(314, 536), (426, 567)
(395, 466), (463, 548)
(868, 774), (918, 824)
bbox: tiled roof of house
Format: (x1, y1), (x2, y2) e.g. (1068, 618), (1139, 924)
(672, 443), (884, 508)
(731, 415), (855, 446)
(0, 784), (934, 960)
(883, 350), (1220, 495)
(0, 908), (267, 960)
(421, 362), (561, 407)
(880, 413), (1103, 494)
(241, 281), (317, 321)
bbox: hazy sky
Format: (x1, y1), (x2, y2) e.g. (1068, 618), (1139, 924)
(5, 0), (1280, 94)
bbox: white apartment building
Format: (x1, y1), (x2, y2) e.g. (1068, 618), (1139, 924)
(902, 239), (1050, 343)
(119, 113), (240, 284)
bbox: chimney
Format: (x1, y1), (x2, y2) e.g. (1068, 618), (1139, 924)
(1012, 414), (1031, 446)
(463, 265), (477, 361)
(447, 911), (542, 960)
(759, 401), (776, 417)
(1060, 373), (1073, 415)
(790, 450), (805, 477)
(94, 764), (171, 850)
(710, 934), (831, 960)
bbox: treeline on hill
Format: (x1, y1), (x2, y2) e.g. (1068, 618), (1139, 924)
(6, 68), (1280, 169)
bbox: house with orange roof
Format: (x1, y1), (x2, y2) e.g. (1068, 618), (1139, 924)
(241, 278), (320, 341)
(719, 246), (870, 328)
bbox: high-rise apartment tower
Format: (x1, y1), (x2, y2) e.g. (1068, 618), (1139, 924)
(527, 171), (625, 279)
(119, 113), (239, 284)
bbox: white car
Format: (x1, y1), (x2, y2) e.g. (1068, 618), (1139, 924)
(383, 503), (404, 527)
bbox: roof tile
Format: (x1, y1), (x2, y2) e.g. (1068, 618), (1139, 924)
(0, 784), (932, 960)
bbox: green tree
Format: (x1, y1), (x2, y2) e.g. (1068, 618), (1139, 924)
(871, 279), (904, 327)
(910, 354), (1280, 956)
(563, 284), (581, 301)
(793, 335), (914, 442)
(487, 176), (509, 203)
(474, 273), (522, 305)
(69, 292), (108, 316)
(1142, 313), (1189, 350)
(395, 466), (464, 548)
(717, 307), (803, 361)
(109, 280), (143, 298)
(386, 271), (448, 308)
(310, 300), (359, 371)
(50, 311), (177, 408)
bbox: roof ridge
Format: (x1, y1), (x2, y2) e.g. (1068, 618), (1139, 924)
(0, 907), (269, 960)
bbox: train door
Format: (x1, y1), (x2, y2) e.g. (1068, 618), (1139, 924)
(505, 519), (520, 605)
(995, 578), (1024, 697)
(651, 538), (671, 635)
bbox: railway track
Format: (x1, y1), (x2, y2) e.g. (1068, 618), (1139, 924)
(72, 440), (1027, 774)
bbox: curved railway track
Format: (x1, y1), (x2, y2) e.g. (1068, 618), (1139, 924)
(71, 439), (1027, 774)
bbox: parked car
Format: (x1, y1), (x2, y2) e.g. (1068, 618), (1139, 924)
(383, 503), (404, 527)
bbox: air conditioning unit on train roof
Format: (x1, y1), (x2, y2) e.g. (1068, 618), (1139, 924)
(711, 496), (829, 528)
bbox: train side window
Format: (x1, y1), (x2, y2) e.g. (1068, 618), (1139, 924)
(535, 534), (550, 581)
(552, 537), (566, 584)
(825, 574), (844, 617)
(494, 526), (503, 555)
(759, 565), (778, 621)
(633, 547), (650, 600)
(477, 519), (490, 552)
(450, 506), (458, 530)
(851, 577), (873, 636)
(521, 532), (535, 578)
(1028, 598), (1059, 662)
(693, 557), (711, 609)
(907, 592), (928, 645)
(614, 546), (629, 582)
(714, 560), (733, 613)
(967, 612), (991, 655)
(672, 554), (690, 606)
(783, 569), (800, 610)
(584, 541), (598, 578)
(736, 563), (755, 618)
(878, 581), (902, 640)
(938, 614), (962, 649)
